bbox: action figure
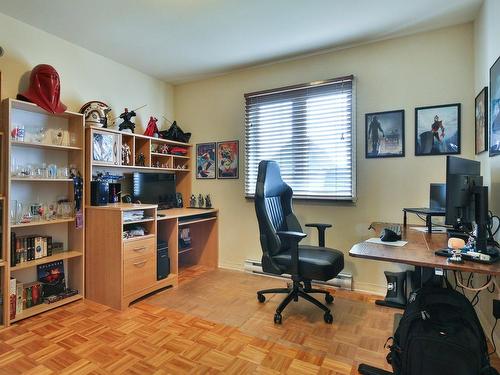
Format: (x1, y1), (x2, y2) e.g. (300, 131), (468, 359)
(136, 152), (145, 166)
(431, 115), (445, 143)
(190, 194), (196, 208)
(197, 194), (204, 208)
(121, 143), (131, 165)
(144, 116), (159, 137)
(118, 108), (136, 133)
(159, 144), (170, 154)
(368, 115), (385, 155)
(205, 194), (212, 208)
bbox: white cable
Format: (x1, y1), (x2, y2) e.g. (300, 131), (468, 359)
(454, 271), (494, 291)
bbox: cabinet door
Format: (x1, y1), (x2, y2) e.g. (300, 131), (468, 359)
(92, 130), (121, 165)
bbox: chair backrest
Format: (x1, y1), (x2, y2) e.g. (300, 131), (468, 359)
(254, 160), (302, 258)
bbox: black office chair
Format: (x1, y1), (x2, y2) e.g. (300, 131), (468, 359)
(254, 160), (344, 324)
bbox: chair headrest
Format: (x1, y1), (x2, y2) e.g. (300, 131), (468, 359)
(256, 160), (288, 197)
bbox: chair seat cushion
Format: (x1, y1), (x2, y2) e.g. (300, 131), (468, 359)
(272, 245), (344, 281)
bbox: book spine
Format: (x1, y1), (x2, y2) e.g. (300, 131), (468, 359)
(35, 236), (43, 259)
(10, 232), (17, 267)
(9, 278), (16, 320)
(42, 237), (47, 257)
(47, 236), (52, 256)
(16, 282), (23, 315)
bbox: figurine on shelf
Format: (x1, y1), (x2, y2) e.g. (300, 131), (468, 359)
(190, 194), (196, 208)
(118, 108), (136, 133)
(144, 116), (159, 138)
(159, 144), (170, 154)
(152, 160), (160, 168)
(79, 101), (111, 128)
(121, 143), (131, 165)
(198, 194), (204, 208)
(205, 194), (212, 208)
(136, 152), (146, 166)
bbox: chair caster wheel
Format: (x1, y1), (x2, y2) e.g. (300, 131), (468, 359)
(325, 294), (334, 304)
(324, 312), (333, 324)
(274, 313), (282, 324)
(257, 293), (265, 303)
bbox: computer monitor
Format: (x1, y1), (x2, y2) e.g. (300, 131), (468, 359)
(429, 183), (446, 211)
(132, 172), (176, 208)
(445, 156), (491, 252)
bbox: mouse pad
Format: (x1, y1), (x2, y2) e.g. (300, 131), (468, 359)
(365, 238), (408, 247)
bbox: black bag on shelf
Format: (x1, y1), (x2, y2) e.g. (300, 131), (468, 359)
(386, 286), (498, 375)
(159, 121), (191, 143)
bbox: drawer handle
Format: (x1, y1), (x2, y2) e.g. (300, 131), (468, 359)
(132, 246), (147, 252)
(133, 260), (148, 267)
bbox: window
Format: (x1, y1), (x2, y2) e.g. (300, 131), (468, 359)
(244, 75), (356, 201)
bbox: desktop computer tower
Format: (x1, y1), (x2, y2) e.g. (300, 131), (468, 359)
(157, 240), (170, 280)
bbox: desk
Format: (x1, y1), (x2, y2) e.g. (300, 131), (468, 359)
(86, 204), (218, 310)
(350, 222), (500, 276)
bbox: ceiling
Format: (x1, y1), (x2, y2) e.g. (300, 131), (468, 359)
(0, 0), (483, 84)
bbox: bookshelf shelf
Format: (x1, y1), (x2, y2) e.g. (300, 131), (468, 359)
(11, 141), (82, 151)
(10, 294), (83, 323)
(11, 217), (75, 228)
(123, 218), (155, 225)
(3, 97), (85, 328)
(179, 217), (217, 226)
(11, 251), (83, 271)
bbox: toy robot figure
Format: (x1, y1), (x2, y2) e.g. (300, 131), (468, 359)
(121, 143), (131, 165)
(159, 144), (170, 154)
(118, 108), (136, 133)
(197, 194), (204, 208)
(205, 194), (212, 208)
(190, 194), (196, 208)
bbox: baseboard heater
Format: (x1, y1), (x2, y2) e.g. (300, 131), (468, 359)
(243, 259), (352, 290)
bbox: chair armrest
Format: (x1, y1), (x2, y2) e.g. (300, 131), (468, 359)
(276, 231), (305, 277)
(305, 223), (332, 247)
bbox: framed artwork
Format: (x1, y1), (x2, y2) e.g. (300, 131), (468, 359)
(490, 55), (500, 156)
(365, 110), (405, 158)
(196, 142), (216, 179)
(475, 87), (488, 155)
(217, 140), (239, 179)
(415, 103), (461, 156)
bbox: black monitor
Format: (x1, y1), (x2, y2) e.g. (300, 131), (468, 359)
(445, 156), (492, 252)
(132, 172), (176, 208)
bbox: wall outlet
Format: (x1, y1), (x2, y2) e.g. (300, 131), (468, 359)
(493, 299), (500, 320)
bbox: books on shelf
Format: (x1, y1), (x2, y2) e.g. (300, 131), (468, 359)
(11, 232), (54, 266)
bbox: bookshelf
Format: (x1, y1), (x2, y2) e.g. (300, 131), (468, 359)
(2, 98), (85, 325)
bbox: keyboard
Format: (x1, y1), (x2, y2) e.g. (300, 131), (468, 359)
(384, 225), (401, 236)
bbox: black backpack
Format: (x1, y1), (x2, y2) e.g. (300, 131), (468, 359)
(386, 286), (498, 375)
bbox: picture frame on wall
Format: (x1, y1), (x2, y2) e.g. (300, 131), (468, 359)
(475, 87), (488, 155)
(365, 110), (405, 158)
(415, 103), (461, 156)
(490, 55), (500, 156)
(196, 142), (216, 179)
(217, 140), (239, 179)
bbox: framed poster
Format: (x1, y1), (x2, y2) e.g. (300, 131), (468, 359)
(217, 140), (239, 179)
(475, 87), (488, 155)
(196, 142), (216, 179)
(490, 55), (500, 156)
(415, 103), (460, 156)
(365, 110), (405, 158)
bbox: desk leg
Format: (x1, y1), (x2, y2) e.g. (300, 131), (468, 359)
(426, 215), (432, 233)
(375, 271), (407, 310)
(403, 211), (407, 227)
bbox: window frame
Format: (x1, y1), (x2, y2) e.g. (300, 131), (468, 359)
(244, 75), (356, 202)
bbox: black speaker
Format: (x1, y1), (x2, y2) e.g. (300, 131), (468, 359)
(175, 193), (183, 208)
(91, 181), (109, 206)
(157, 240), (170, 280)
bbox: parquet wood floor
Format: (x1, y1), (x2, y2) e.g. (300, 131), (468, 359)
(0, 266), (498, 374)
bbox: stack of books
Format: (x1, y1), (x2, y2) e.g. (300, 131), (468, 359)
(10, 233), (56, 266)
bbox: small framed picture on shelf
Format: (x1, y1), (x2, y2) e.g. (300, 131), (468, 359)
(365, 110), (405, 158)
(196, 142), (216, 179)
(475, 87), (488, 155)
(217, 140), (239, 179)
(490, 55), (500, 156)
(415, 103), (461, 156)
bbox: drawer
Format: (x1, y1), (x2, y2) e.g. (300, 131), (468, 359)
(123, 237), (155, 260)
(123, 254), (156, 296)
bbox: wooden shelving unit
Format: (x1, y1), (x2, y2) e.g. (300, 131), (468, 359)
(2, 97), (85, 325)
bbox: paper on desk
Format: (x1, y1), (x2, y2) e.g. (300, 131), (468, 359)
(410, 226), (447, 233)
(365, 238), (408, 247)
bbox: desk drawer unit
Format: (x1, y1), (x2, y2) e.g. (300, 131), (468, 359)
(123, 237), (155, 260)
(123, 254), (156, 295)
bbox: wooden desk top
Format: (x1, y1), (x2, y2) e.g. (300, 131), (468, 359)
(86, 203), (158, 211)
(349, 222), (500, 276)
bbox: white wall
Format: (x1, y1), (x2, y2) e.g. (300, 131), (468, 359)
(174, 24), (475, 294)
(473, 0), (500, 352)
(0, 12), (174, 132)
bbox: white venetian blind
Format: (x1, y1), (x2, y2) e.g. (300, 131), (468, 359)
(244, 76), (355, 200)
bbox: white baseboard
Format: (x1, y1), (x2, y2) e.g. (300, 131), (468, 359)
(219, 261), (245, 271)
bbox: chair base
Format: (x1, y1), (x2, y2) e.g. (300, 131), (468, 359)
(257, 280), (334, 324)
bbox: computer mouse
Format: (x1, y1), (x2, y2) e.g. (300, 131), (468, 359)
(380, 229), (402, 242)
